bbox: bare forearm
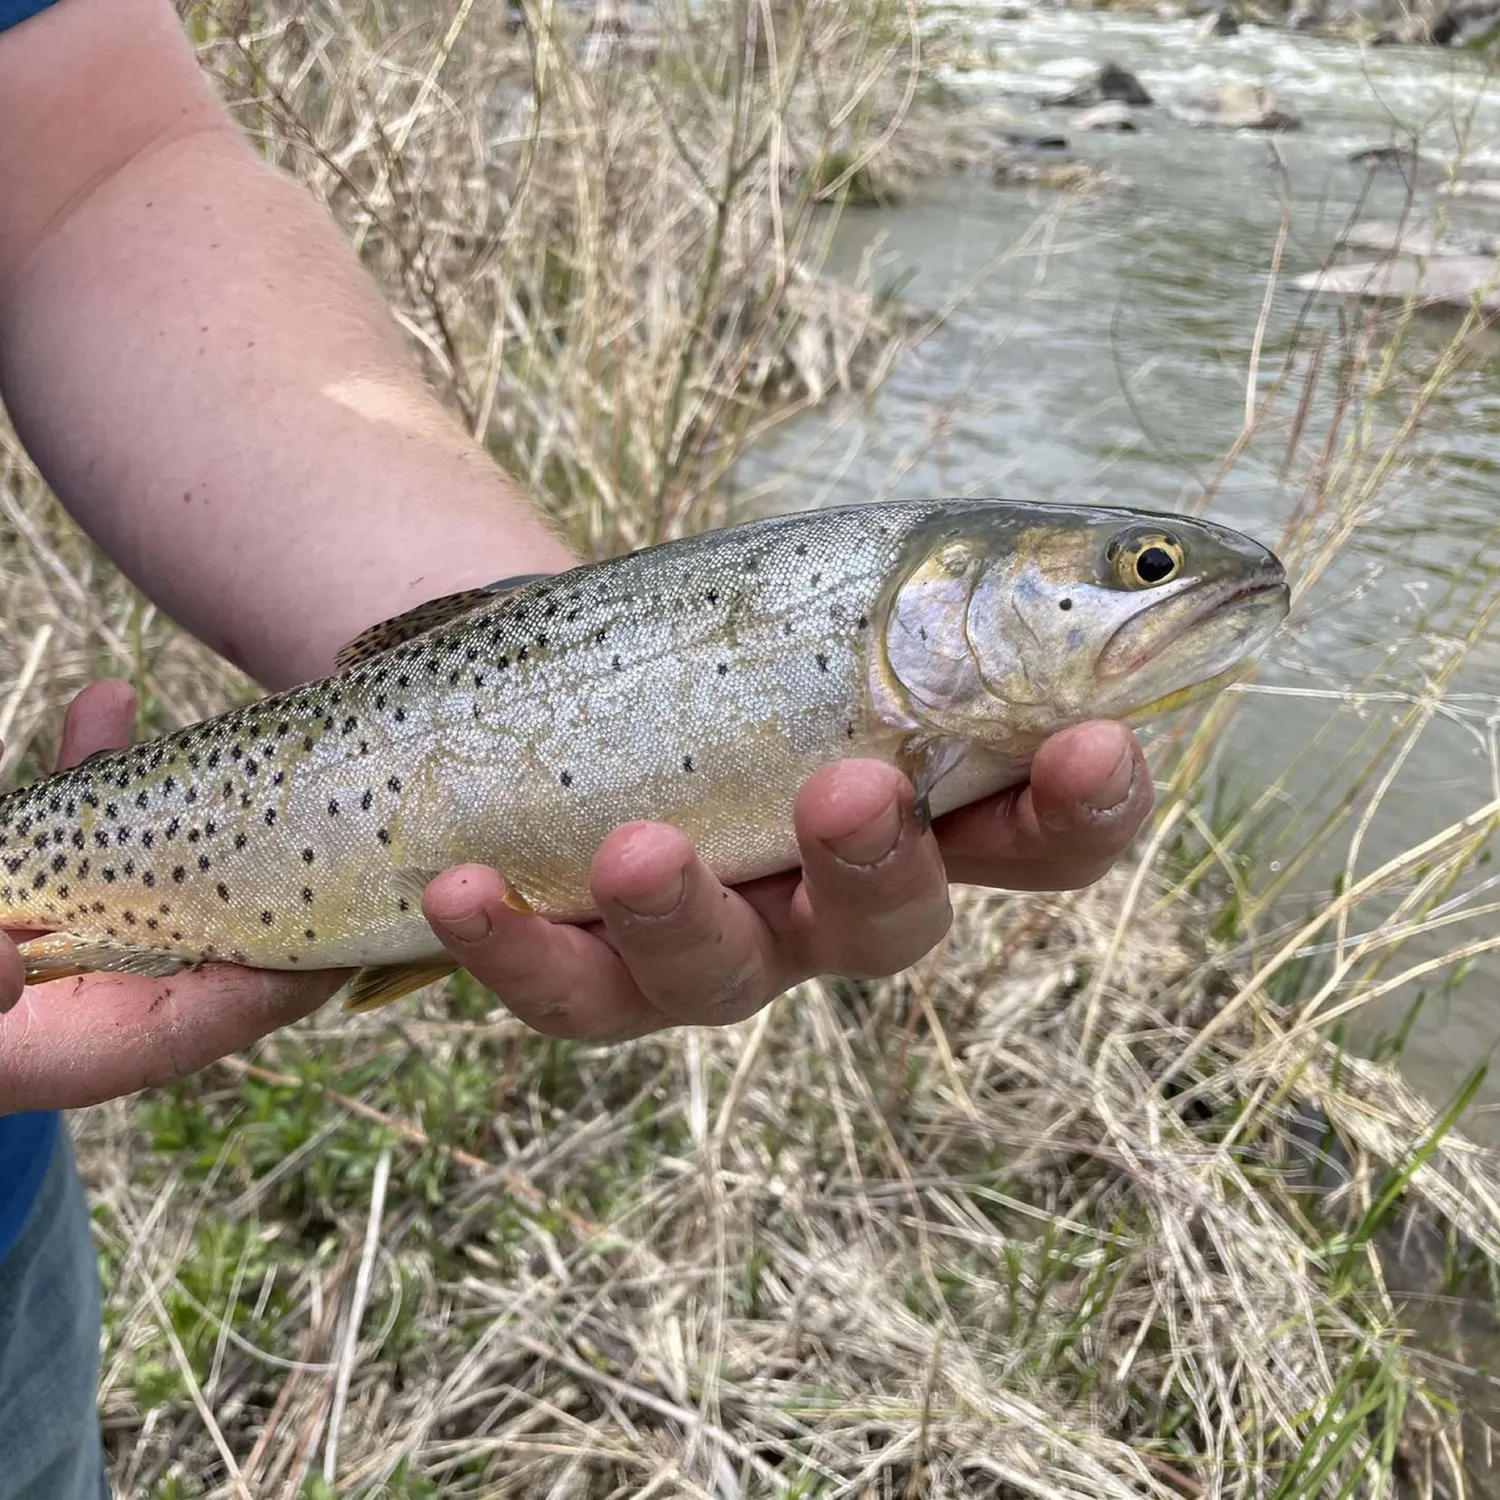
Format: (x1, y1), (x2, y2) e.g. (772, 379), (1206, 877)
(0, 116), (571, 692)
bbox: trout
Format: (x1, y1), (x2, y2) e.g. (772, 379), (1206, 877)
(0, 500), (1288, 1013)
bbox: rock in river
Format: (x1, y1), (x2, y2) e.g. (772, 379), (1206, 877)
(1195, 6), (1242, 34)
(1294, 257), (1500, 315)
(1172, 82), (1300, 131)
(1077, 101), (1139, 131)
(1043, 61), (1153, 109)
(991, 150), (1111, 190)
(1339, 218), (1500, 258)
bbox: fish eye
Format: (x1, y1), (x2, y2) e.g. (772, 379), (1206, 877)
(1108, 530), (1186, 590)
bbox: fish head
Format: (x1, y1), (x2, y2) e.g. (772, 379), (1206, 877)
(879, 504), (1290, 747)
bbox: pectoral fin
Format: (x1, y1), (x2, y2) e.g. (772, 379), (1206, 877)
(17, 933), (197, 985)
(897, 736), (969, 831)
(341, 960), (459, 1014)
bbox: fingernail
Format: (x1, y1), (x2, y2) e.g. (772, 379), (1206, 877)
(437, 908), (492, 945)
(1082, 746), (1135, 812)
(826, 798), (903, 866)
(616, 869), (686, 919)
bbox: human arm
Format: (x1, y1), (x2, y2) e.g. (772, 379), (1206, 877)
(0, 0), (1153, 1111)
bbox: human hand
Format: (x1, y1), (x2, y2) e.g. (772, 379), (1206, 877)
(0, 682), (1152, 1112)
(420, 719), (1154, 1041)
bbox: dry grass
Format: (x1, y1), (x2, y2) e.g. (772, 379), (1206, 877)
(2, 0), (1500, 1496)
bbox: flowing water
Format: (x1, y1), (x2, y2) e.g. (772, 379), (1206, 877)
(740, 4), (1500, 1143)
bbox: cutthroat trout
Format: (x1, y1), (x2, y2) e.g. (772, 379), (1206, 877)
(0, 500), (1288, 1012)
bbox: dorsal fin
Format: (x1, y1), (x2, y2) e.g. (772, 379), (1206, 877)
(333, 574), (553, 670)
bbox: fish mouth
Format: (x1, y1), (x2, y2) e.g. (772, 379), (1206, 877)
(1097, 559), (1290, 692)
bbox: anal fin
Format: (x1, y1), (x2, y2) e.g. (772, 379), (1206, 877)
(342, 960), (458, 1014)
(18, 932), (197, 985)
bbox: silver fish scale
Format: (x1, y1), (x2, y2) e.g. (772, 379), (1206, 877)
(0, 501), (958, 972)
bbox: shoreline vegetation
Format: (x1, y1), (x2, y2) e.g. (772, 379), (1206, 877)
(0, 0), (1498, 1492)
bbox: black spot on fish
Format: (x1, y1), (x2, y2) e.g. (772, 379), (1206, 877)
(361, 790), (373, 812)
(394, 707), (406, 723)
(93, 831), (109, 849)
(816, 653), (829, 673)
(71, 831), (84, 850)
(141, 831), (154, 850)
(302, 848), (314, 864)
(185, 788), (198, 805)
(273, 770), (286, 785)
(328, 800), (340, 817)
(235, 833), (247, 850)
(166, 818), (180, 839)
(102, 868), (116, 883)
(135, 792), (148, 810)
(217, 883), (230, 902)
(50, 853), (66, 873)
(387, 776), (401, 793)
(398, 897), (410, 912)
(304, 928), (316, 941)
(123, 860), (134, 877)
(611, 655), (622, 671)
(377, 828), (390, 845)
(303, 736), (315, 752)
(198, 855), (210, 872)
(188, 829), (200, 844)
(208, 750), (221, 769)
(142, 872), (155, 888)
(857, 615), (869, 630)
(265, 808), (277, 827)
(104, 803), (118, 820)
(342, 717), (357, 735)
(245, 759), (258, 777)
(683, 756), (695, 773)
(302, 887), (313, 904)
(716, 663), (728, 676)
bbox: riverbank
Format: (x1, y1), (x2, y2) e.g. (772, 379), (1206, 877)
(6, 0), (1500, 1493)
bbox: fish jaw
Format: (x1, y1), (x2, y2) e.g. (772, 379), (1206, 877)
(1096, 560), (1290, 721)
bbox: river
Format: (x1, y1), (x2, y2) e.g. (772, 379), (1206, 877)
(738, 5), (1500, 1138)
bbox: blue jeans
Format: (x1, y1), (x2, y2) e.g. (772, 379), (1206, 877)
(0, 1127), (109, 1499)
